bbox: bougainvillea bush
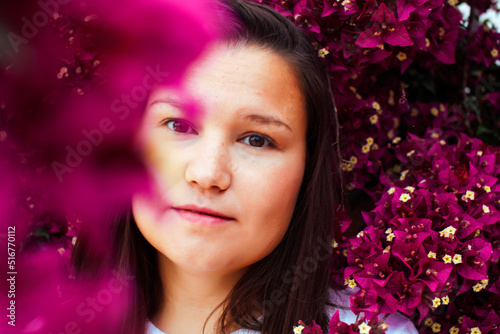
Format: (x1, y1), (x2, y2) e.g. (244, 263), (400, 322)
(251, 0), (500, 333)
(1, 0), (499, 333)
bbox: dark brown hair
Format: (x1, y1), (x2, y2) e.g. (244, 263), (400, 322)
(72, 1), (342, 333)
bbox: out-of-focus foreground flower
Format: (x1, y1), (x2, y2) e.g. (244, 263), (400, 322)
(0, 0), (219, 332)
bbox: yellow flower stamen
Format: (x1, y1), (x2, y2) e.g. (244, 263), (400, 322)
(396, 52), (407, 61)
(318, 48), (329, 58)
(439, 226), (457, 238)
(424, 318), (434, 326)
(465, 190), (475, 201)
(393, 117), (400, 128)
(471, 327), (482, 334)
(405, 186), (415, 193)
(399, 193), (411, 202)
(57, 67), (68, 79)
(442, 254), (452, 264)
(431, 323), (441, 333)
(452, 254), (462, 264)
(388, 90), (395, 105)
(293, 325), (305, 334)
(358, 322), (371, 334)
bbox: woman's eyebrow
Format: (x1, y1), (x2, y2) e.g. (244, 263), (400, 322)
(149, 98), (293, 131)
(148, 97), (185, 109)
(243, 114), (292, 131)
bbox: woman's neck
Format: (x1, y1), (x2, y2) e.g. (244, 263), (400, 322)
(152, 254), (247, 334)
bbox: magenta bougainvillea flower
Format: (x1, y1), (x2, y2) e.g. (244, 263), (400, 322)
(356, 3), (413, 48)
(294, 311), (389, 334)
(341, 132), (499, 329)
(269, 3), (499, 331)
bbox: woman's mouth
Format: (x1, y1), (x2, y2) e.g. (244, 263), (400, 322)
(172, 205), (234, 226)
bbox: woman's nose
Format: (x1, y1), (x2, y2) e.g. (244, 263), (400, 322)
(184, 136), (231, 192)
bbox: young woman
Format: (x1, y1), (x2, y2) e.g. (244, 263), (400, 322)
(73, 1), (417, 333)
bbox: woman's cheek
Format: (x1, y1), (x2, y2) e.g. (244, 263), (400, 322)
(244, 152), (304, 220)
(144, 134), (187, 186)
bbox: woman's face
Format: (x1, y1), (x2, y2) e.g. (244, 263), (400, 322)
(132, 44), (307, 275)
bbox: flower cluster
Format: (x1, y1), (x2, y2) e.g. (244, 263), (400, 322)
(341, 133), (500, 332)
(255, 0), (500, 195)
(293, 312), (389, 334)
(253, 0), (500, 332)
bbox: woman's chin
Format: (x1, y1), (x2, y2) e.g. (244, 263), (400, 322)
(160, 250), (249, 276)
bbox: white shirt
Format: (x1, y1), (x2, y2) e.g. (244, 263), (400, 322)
(147, 323), (259, 334)
(146, 290), (418, 334)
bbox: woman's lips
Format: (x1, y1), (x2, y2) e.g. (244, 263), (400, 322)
(172, 205), (234, 226)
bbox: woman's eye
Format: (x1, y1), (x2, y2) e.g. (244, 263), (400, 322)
(163, 119), (197, 134)
(241, 134), (276, 148)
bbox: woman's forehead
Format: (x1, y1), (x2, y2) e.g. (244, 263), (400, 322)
(149, 44), (305, 118)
